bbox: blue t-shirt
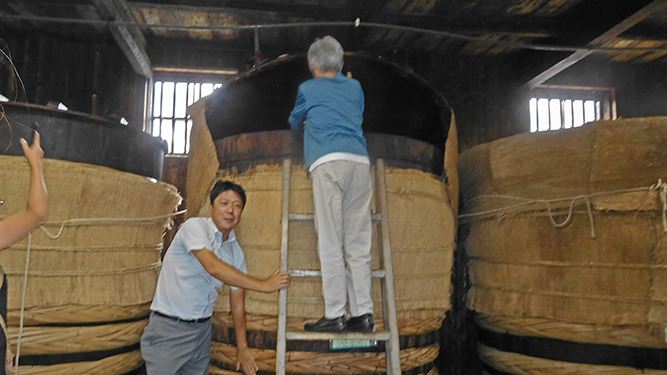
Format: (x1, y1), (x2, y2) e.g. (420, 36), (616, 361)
(150, 217), (247, 320)
(289, 72), (369, 169)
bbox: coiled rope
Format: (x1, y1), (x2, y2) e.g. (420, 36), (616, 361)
(459, 180), (667, 238)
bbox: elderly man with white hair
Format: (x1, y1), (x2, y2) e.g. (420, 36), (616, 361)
(289, 35), (374, 333)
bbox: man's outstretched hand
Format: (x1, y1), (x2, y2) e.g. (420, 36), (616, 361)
(262, 269), (291, 292)
(236, 346), (259, 375)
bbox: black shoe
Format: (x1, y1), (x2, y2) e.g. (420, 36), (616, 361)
(345, 313), (374, 333)
(304, 316), (346, 332)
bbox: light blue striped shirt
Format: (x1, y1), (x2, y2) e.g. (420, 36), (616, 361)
(150, 217), (247, 320)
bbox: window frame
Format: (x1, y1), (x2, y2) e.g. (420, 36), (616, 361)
(147, 67), (236, 155)
(529, 85), (617, 133)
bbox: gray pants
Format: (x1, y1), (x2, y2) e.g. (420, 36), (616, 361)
(140, 312), (212, 375)
(311, 160), (374, 318)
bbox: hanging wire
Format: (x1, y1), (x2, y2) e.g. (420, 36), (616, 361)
(0, 39), (27, 102)
(1, 14), (667, 53)
(0, 37), (32, 152)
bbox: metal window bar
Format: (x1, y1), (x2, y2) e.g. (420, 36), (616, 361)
(560, 100), (566, 129)
(546, 97), (551, 130)
(154, 81), (163, 139)
(174, 82), (178, 154)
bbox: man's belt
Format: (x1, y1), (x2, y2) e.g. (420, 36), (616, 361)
(153, 310), (212, 324)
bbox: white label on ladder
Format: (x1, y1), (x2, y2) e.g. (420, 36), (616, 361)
(330, 339), (377, 350)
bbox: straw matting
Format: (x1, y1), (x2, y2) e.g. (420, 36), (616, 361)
(211, 341), (439, 374)
(460, 117), (667, 348)
(0, 156), (181, 324)
(7, 303), (151, 326)
(476, 313), (664, 349)
(208, 362), (440, 375)
(210, 311), (441, 374)
(209, 365), (243, 375)
(444, 113), (459, 218)
(7, 319), (146, 355)
(199, 163), (455, 321)
(186, 98), (220, 220)
(16, 350), (142, 375)
(460, 117), (667, 211)
(478, 344), (667, 375)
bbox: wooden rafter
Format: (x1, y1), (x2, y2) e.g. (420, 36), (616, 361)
(127, 0), (345, 19)
(93, 0), (152, 78)
(525, 0), (667, 89)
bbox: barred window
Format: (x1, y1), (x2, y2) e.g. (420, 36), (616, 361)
(149, 68), (235, 154)
(529, 86), (616, 133)
(151, 81), (221, 154)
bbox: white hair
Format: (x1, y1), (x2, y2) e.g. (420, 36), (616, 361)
(307, 36), (344, 73)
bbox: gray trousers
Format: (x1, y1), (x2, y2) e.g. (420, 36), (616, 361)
(311, 160), (374, 318)
(140, 312), (212, 375)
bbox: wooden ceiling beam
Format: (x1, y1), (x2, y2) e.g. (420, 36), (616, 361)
(524, 0), (667, 89)
(93, 0), (152, 78)
(127, 0), (346, 19)
(13, 0), (92, 5)
(113, 0), (147, 48)
(147, 34), (303, 54)
(374, 14), (562, 37)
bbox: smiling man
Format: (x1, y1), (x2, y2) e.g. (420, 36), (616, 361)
(140, 181), (291, 375)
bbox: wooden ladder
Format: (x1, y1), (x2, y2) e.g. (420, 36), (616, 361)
(276, 158), (401, 375)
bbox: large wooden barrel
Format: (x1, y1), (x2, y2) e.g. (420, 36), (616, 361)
(201, 132), (453, 374)
(0, 102), (166, 179)
(0, 106), (180, 373)
(185, 52), (457, 375)
(459, 117), (667, 374)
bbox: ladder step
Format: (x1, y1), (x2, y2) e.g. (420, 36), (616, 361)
(290, 213), (381, 223)
(286, 330), (391, 341)
(290, 269), (385, 278)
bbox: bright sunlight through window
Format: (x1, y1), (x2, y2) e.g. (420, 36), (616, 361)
(530, 98), (601, 132)
(151, 81), (223, 154)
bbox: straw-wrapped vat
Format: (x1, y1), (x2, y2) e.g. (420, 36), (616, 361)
(0, 106), (179, 374)
(186, 53), (458, 374)
(459, 117), (667, 374)
(203, 132), (453, 375)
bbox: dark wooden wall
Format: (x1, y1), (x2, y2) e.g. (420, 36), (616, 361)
(1, 31), (148, 131)
(148, 38), (249, 73)
(391, 50), (667, 152)
(544, 55), (667, 118)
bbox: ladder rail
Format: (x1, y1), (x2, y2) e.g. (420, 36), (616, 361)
(276, 159), (291, 375)
(376, 159), (401, 375)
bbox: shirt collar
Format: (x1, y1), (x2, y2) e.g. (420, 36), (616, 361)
(206, 217), (237, 243)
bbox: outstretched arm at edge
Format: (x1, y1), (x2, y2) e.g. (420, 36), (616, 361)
(0, 132), (48, 250)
